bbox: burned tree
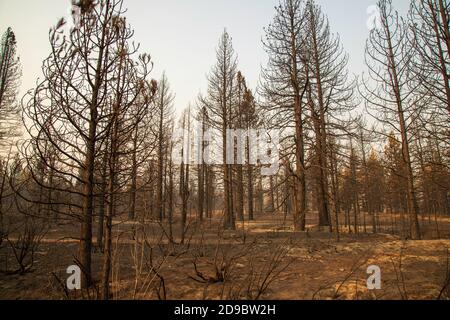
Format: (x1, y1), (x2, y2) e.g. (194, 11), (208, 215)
(0, 27), (21, 148)
(199, 30), (239, 230)
(260, 0), (309, 231)
(362, 0), (421, 239)
(19, 0), (154, 289)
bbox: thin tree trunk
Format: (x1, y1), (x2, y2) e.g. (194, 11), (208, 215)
(128, 128), (138, 221)
(246, 140), (254, 221)
(97, 149), (108, 250)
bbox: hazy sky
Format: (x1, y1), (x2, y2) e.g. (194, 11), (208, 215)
(0, 0), (409, 115)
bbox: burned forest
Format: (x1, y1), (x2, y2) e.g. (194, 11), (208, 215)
(0, 0), (449, 302)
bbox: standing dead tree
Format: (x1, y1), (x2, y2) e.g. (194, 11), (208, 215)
(199, 30), (239, 231)
(408, 0), (450, 118)
(241, 89), (259, 221)
(177, 107), (193, 244)
(304, 0), (355, 230)
(361, 0), (421, 239)
(195, 105), (209, 223)
(260, 0), (310, 231)
(153, 74), (174, 222)
(100, 16), (155, 300)
(125, 77), (158, 224)
(0, 27), (21, 149)
(18, 0), (153, 289)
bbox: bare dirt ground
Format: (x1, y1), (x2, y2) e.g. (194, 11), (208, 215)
(1, 212), (450, 300)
